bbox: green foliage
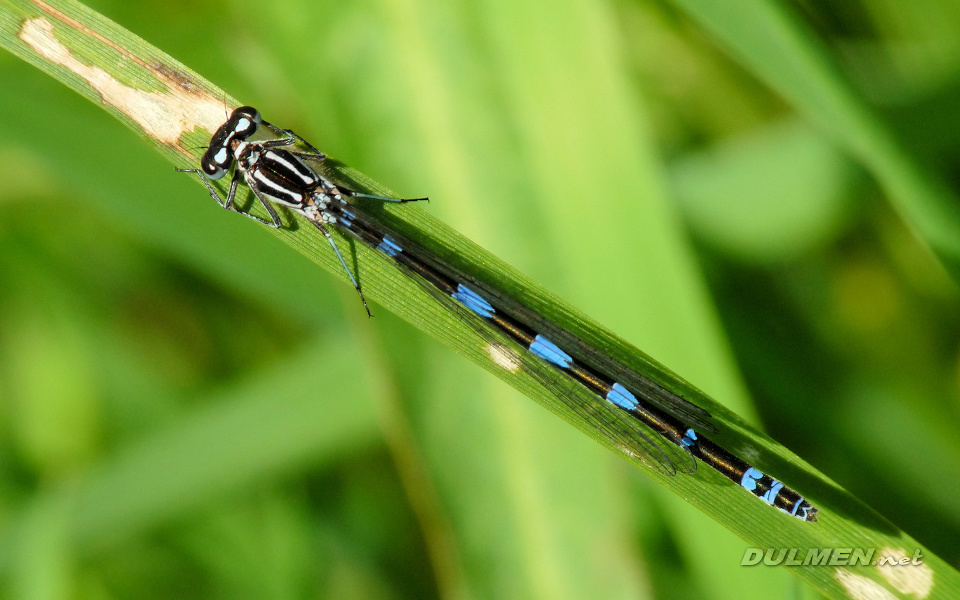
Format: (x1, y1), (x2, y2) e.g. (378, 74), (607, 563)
(0, 0), (959, 599)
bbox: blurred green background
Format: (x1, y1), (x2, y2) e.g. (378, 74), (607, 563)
(1, 0), (959, 598)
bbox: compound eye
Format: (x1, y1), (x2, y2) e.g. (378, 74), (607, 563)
(201, 154), (227, 180)
(230, 106), (262, 137)
(210, 144), (233, 168)
(236, 106), (262, 124)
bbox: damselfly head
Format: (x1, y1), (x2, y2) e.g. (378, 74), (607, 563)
(197, 107), (264, 180)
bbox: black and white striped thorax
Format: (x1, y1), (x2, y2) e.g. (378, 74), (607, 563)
(235, 142), (343, 223)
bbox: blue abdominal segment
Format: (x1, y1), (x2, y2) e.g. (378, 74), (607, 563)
(742, 467), (784, 505)
(378, 235), (403, 257)
(452, 284), (496, 318)
(606, 382), (639, 411)
(529, 334), (573, 369)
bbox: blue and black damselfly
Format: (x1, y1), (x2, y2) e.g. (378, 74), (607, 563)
(179, 106), (818, 523)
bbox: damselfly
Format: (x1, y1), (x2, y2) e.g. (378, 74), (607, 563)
(179, 106), (818, 522)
